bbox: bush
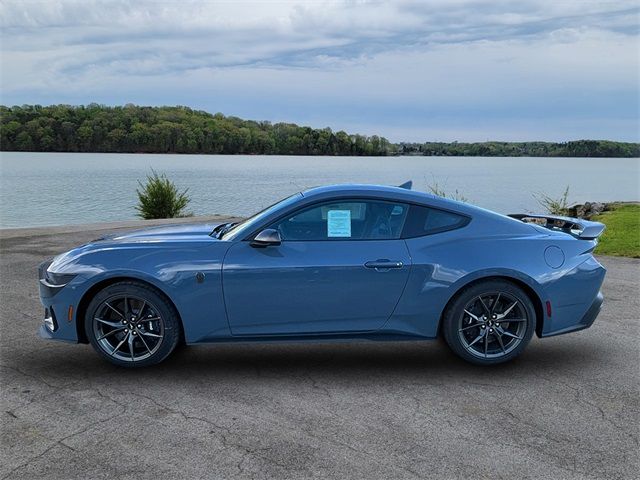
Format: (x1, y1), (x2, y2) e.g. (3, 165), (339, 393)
(427, 178), (468, 202)
(533, 185), (570, 216)
(135, 170), (191, 219)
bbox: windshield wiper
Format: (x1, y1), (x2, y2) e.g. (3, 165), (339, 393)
(211, 223), (230, 238)
(211, 222), (237, 239)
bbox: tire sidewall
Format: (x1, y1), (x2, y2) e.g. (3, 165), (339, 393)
(442, 280), (536, 365)
(85, 282), (181, 368)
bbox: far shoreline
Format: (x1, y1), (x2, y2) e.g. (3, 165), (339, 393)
(2, 151), (639, 159)
(3, 105), (639, 158)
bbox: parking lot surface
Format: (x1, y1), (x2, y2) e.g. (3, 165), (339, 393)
(1, 220), (638, 479)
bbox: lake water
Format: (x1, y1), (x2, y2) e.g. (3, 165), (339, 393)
(0, 152), (638, 229)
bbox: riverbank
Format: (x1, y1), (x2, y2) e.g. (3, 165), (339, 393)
(0, 215), (236, 240)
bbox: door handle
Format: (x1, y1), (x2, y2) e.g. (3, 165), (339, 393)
(364, 260), (404, 269)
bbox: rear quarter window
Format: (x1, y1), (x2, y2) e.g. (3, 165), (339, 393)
(402, 205), (470, 238)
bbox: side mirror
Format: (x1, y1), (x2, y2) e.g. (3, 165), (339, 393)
(250, 229), (281, 248)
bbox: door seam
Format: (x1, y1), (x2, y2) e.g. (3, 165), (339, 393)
(377, 239), (413, 331)
(220, 241), (236, 335)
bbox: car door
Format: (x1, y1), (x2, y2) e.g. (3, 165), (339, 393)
(222, 199), (412, 336)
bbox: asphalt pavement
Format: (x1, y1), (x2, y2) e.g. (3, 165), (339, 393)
(1, 219), (638, 479)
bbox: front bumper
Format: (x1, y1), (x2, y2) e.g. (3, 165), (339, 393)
(43, 306), (57, 332)
(38, 260), (85, 343)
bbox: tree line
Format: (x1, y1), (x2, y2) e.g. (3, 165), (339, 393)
(0, 104), (392, 156)
(1, 104), (638, 157)
(397, 140), (639, 158)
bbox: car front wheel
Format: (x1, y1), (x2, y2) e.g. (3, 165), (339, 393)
(85, 281), (181, 367)
(442, 280), (536, 365)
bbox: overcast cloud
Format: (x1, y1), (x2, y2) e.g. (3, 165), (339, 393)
(1, 0), (638, 141)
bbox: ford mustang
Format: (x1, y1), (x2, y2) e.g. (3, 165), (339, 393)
(38, 182), (606, 367)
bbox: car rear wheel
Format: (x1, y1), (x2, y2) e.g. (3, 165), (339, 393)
(442, 280), (536, 365)
(85, 281), (181, 367)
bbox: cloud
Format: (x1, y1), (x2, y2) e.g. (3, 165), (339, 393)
(1, 0), (638, 141)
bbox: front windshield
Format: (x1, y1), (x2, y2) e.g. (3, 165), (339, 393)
(222, 192), (303, 240)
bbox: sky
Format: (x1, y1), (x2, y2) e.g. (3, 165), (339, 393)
(1, 0), (639, 142)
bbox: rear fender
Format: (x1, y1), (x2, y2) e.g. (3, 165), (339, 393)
(436, 269), (546, 335)
(383, 263), (546, 339)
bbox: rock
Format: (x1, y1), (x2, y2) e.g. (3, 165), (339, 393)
(567, 204), (580, 217)
(590, 202), (605, 215)
(567, 202), (607, 219)
(576, 204), (588, 218)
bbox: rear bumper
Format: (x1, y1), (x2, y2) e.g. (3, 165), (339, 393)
(540, 291), (603, 338)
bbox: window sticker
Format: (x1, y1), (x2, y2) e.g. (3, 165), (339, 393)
(327, 210), (351, 237)
(321, 203), (366, 220)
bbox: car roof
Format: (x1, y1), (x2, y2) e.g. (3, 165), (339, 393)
(302, 183), (435, 201)
(299, 183), (536, 232)
(301, 183), (467, 212)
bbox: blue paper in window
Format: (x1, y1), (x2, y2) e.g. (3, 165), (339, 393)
(327, 210), (351, 237)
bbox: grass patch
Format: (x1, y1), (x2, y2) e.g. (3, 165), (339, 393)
(593, 203), (640, 258)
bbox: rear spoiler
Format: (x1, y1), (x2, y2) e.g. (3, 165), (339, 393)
(508, 214), (606, 240)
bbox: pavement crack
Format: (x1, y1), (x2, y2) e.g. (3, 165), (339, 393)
(118, 390), (232, 435)
(0, 363), (61, 389)
(1, 403), (126, 480)
(302, 370), (331, 398)
(534, 373), (640, 448)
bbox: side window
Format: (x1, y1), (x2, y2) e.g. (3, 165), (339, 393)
(402, 205), (469, 238)
(271, 200), (409, 241)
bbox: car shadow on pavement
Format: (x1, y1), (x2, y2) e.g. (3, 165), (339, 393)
(166, 338), (606, 375)
(7, 335), (609, 388)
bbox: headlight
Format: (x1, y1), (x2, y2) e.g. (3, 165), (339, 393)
(38, 260), (78, 298)
(39, 259), (77, 287)
(43, 270), (77, 286)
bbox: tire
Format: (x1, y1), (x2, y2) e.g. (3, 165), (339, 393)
(85, 281), (181, 367)
(442, 280), (536, 366)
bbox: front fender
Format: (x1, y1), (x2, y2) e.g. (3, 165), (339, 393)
(43, 241), (233, 344)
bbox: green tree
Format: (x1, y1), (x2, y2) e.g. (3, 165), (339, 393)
(15, 131), (34, 150)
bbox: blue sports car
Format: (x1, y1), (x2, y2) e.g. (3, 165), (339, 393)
(38, 182), (606, 367)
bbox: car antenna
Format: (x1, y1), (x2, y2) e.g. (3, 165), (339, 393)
(397, 180), (412, 190)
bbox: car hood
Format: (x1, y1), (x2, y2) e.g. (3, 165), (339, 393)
(93, 222), (222, 243)
(48, 222), (226, 274)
